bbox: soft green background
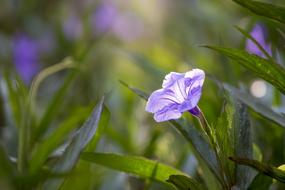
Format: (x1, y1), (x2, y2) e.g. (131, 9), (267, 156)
(1, 0), (285, 189)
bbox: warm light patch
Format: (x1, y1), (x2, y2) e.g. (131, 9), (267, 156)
(250, 80), (267, 98)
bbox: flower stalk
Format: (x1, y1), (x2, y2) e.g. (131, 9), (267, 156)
(17, 105), (29, 174)
(195, 108), (230, 190)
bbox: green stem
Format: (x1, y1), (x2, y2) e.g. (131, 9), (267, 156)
(17, 111), (27, 173)
(18, 98), (32, 174)
(29, 57), (75, 111)
(196, 110), (230, 190)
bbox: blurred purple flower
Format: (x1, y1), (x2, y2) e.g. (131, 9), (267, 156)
(245, 24), (272, 58)
(91, 1), (144, 41)
(92, 2), (117, 33)
(112, 13), (144, 42)
(13, 34), (40, 84)
(145, 69), (205, 122)
(62, 14), (83, 41)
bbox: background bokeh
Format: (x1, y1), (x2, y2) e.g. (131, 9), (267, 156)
(1, 0), (285, 189)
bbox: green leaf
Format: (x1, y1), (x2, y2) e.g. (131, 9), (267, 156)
(81, 152), (191, 185)
(1, 72), (28, 128)
(229, 157), (285, 183)
(247, 173), (272, 190)
(167, 175), (205, 190)
(58, 107), (110, 190)
(232, 100), (253, 189)
(84, 106), (110, 151)
(233, 0), (285, 24)
(29, 105), (94, 174)
(224, 84), (285, 128)
(42, 97), (105, 190)
(205, 46), (285, 95)
(214, 97), (254, 188)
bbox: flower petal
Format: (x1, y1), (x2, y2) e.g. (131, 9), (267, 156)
(145, 89), (179, 113)
(153, 104), (181, 122)
(162, 72), (185, 88)
(185, 69), (205, 95)
(245, 24), (272, 58)
(187, 86), (202, 107)
(165, 77), (188, 103)
(178, 100), (194, 112)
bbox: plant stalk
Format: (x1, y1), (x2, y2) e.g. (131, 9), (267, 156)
(196, 109), (230, 190)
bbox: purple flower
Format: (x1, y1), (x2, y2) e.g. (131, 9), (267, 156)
(145, 69), (205, 122)
(245, 24), (272, 58)
(92, 2), (118, 33)
(91, 1), (144, 41)
(13, 34), (40, 84)
(112, 13), (144, 42)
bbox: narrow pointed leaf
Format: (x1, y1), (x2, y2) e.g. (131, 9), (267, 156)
(29, 105), (94, 174)
(206, 46), (285, 95)
(1, 73), (28, 127)
(58, 107), (110, 190)
(229, 157), (285, 183)
(233, 0), (285, 24)
(43, 97), (105, 190)
(85, 106), (110, 151)
(81, 152), (191, 185)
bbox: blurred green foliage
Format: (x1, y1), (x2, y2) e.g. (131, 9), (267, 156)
(1, 0), (285, 189)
